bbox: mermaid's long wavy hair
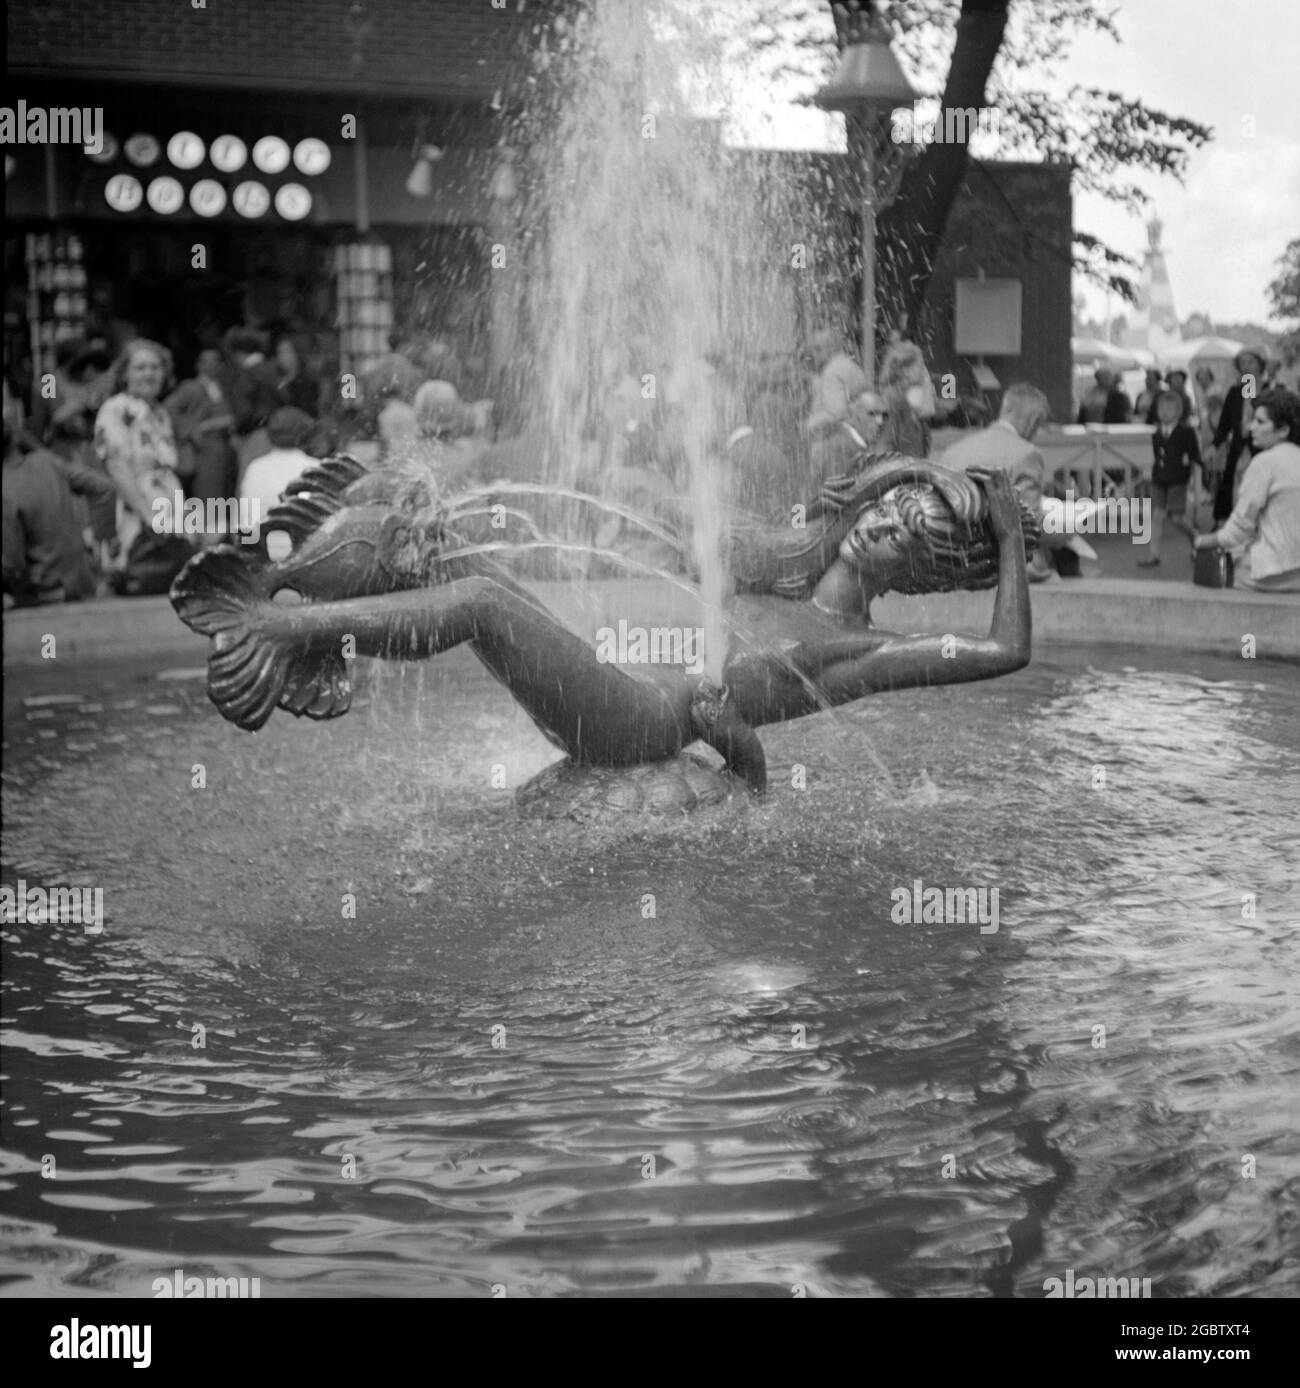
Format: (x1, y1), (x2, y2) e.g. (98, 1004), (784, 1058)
(865, 477), (1040, 596)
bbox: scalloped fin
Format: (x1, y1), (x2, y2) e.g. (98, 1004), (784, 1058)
(170, 547), (351, 731)
(260, 453), (370, 550)
(281, 453), (369, 502)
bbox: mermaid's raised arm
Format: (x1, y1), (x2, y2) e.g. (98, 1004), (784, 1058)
(812, 468), (1031, 700)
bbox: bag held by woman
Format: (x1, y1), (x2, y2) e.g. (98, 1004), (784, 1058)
(1193, 545), (1234, 589)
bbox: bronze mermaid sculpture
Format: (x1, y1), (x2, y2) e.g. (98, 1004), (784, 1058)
(170, 453), (1038, 802)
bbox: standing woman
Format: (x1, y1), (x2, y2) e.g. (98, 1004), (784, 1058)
(93, 339), (189, 571)
(166, 348), (238, 505)
(877, 340), (935, 458)
(1194, 387), (1300, 592)
(1210, 347), (1271, 524)
(273, 335), (321, 416)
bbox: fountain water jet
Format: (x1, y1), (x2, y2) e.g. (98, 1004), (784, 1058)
(516, 0), (816, 679)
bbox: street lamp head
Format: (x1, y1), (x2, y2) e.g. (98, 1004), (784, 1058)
(405, 145), (443, 199)
(815, 6), (917, 114)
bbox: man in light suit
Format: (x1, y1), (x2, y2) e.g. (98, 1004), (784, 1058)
(941, 382), (1048, 511)
(941, 383), (1056, 578)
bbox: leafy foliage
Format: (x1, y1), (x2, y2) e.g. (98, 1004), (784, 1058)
(1267, 239), (1300, 324)
(1264, 240), (1300, 365)
(734, 0), (1212, 307)
(1074, 230), (1140, 305)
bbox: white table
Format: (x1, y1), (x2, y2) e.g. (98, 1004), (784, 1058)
(1039, 426), (1155, 498)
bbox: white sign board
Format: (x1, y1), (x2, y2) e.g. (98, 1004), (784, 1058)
(955, 278), (1022, 355)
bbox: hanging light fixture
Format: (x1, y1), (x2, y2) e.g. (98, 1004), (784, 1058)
(405, 141), (444, 198)
(815, 2), (916, 114)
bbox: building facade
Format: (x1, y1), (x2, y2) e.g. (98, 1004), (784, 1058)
(5, 0), (556, 404)
(6, 1), (1071, 428)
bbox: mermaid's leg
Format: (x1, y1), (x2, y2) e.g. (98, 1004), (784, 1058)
(173, 552), (695, 763)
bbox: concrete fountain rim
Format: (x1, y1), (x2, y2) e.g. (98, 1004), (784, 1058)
(5, 577), (1298, 670)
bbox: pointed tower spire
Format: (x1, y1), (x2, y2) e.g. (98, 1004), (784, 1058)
(1131, 216), (1181, 358)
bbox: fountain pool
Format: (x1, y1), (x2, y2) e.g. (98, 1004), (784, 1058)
(2, 640), (1297, 1296)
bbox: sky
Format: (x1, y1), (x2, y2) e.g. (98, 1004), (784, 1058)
(1063, 0), (1299, 330)
(721, 0), (1300, 332)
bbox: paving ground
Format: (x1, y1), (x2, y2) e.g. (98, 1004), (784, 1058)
(1048, 478), (1220, 585)
(1065, 529), (1199, 584)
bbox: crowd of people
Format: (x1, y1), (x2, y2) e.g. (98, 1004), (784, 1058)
(2, 325), (491, 602)
(1069, 347), (1298, 586)
(5, 326), (1299, 604)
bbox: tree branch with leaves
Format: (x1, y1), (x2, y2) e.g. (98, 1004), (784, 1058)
(736, 0), (1211, 350)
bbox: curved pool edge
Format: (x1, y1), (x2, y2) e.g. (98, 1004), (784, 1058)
(4, 578), (1297, 670)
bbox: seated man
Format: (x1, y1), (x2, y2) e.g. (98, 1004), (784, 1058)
(941, 382), (1047, 510)
(2, 402), (116, 605)
(809, 387), (894, 492)
(941, 382), (1058, 578)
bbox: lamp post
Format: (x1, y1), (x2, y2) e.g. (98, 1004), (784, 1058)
(815, 2), (916, 387)
(488, 145), (521, 388)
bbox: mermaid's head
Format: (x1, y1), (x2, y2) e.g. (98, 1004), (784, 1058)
(839, 477), (1039, 595)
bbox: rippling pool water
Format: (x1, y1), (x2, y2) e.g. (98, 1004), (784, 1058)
(2, 642), (1298, 1297)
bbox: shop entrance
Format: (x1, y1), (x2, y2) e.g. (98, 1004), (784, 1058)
(76, 223), (335, 378)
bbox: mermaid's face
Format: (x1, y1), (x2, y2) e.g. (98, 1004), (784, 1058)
(839, 489), (921, 576)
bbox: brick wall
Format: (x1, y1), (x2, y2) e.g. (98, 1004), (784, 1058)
(7, 0), (562, 99)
